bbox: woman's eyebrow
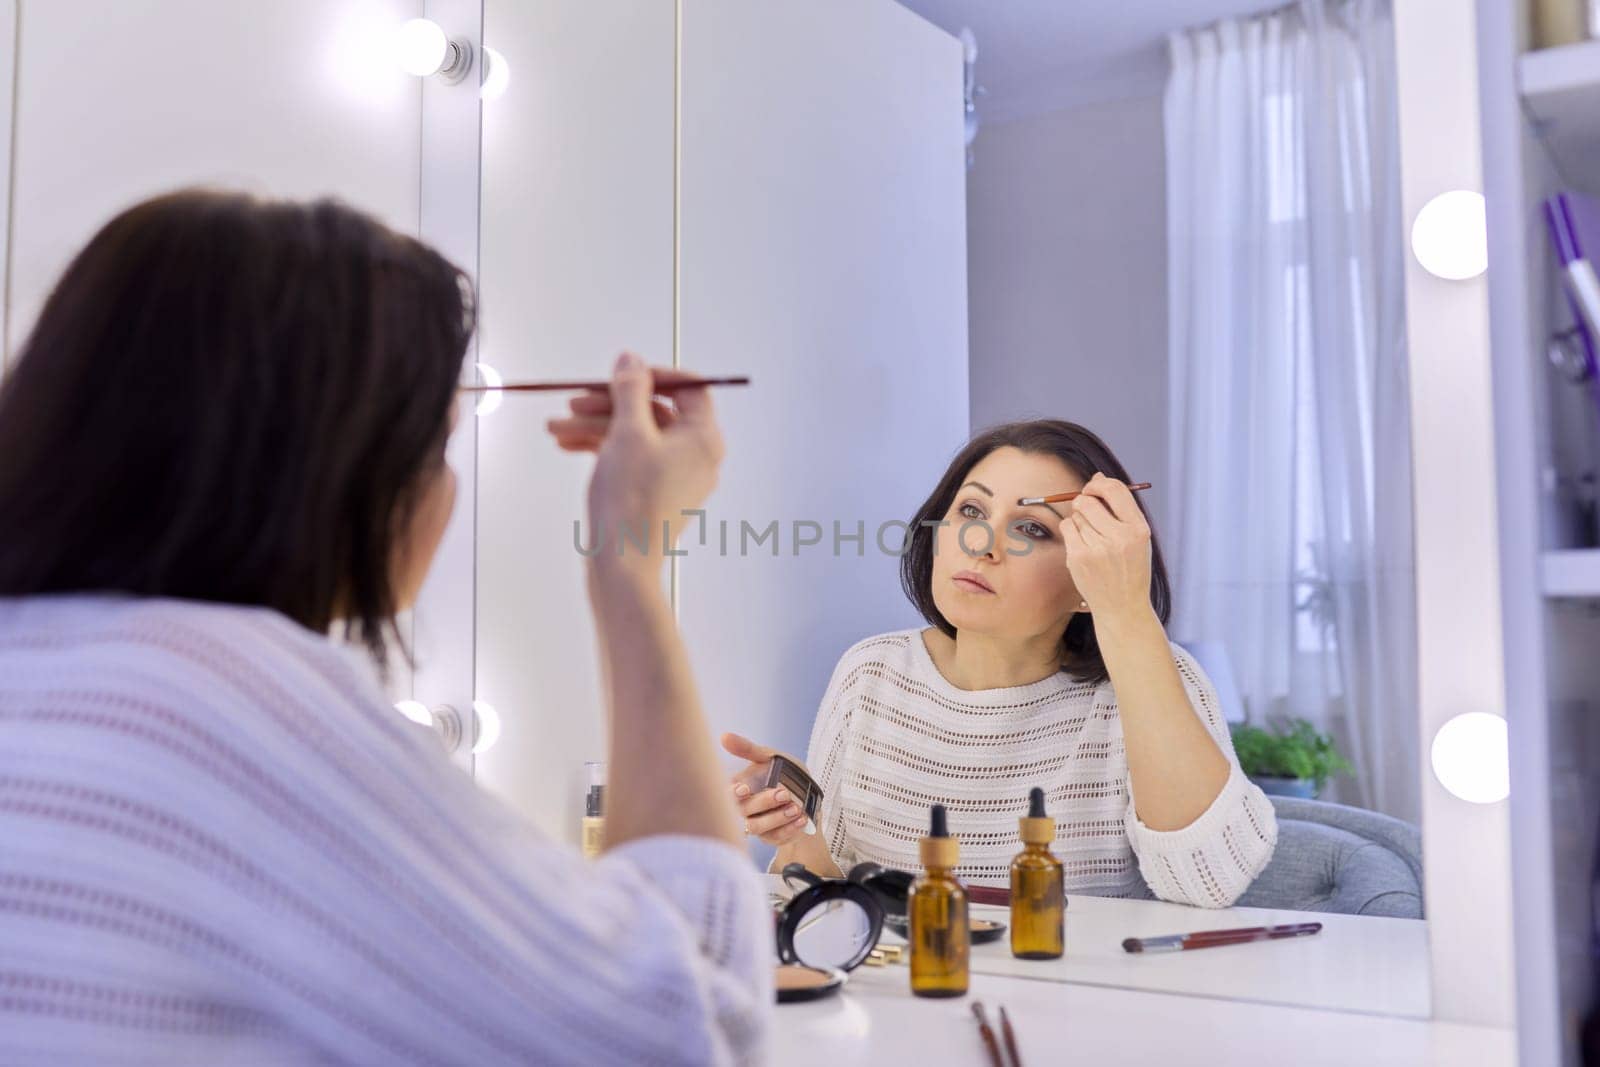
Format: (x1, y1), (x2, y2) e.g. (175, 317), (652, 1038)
(963, 480), (1063, 519)
(1021, 501), (1065, 520)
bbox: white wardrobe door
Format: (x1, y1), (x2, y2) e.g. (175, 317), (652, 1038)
(677, 0), (970, 777)
(473, 1), (676, 839)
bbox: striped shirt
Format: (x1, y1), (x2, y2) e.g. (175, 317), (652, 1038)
(0, 595), (771, 1065)
(806, 629), (1278, 908)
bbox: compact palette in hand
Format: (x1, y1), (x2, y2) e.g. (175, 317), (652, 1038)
(764, 755), (823, 836)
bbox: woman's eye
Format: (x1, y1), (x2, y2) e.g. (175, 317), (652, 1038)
(1016, 521), (1051, 540)
(958, 502), (984, 520)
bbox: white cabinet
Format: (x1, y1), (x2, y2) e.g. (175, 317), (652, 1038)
(1476, 4), (1600, 1064)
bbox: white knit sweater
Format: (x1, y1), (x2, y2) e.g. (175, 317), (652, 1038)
(805, 630), (1278, 908)
(0, 595), (771, 1066)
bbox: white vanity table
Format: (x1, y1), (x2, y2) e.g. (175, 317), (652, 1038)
(772, 967), (1512, 1067)
(962, 896), (1429, 1018)
(770, 887), (1504, 1065)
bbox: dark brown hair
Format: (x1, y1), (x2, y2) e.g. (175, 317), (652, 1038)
(0, 189), (475, 668)
(899, 420), (1171, 686)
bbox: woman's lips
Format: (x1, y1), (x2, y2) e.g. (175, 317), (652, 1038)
(952, 571), (995, 595)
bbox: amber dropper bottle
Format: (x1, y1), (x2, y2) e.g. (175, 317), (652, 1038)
(1010, 786), (1065, 959)
(909, 803), (969, 997)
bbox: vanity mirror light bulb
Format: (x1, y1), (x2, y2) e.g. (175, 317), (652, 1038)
(1410, 190), (1488, 281)
(481, 46), (511, 101)
(474, 362), (503, 416)
(394, 699), (433, 726)
(395, 18), (449, 77)
(395, 18), (472, 83)
(1430, 711), (1510, 804)
(471, 700), (502, 754)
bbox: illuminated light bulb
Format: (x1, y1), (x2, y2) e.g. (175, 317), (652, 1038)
(395, 18), (449, 76)
(1430, 711), (1510, 803)
(1410, 190), (1488, 281)
(481, 46), (511, 101)
(472, 700), (502, 754)
(394, 18), (472, 83)
(474, 361), (503, 416)
(394, 699), (432, 726)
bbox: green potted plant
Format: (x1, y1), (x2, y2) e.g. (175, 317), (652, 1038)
(1230, 718), (1353, 799)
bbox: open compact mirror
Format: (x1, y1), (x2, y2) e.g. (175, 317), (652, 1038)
(772, 866), (885, 1003)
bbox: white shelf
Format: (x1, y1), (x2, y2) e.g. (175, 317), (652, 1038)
(1542, 547), (1600, 597)
(1520, 39), (1600, 183)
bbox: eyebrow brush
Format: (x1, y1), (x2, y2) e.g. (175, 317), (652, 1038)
(460, 375), (750, 394)
(1018, 482), (1152, 506)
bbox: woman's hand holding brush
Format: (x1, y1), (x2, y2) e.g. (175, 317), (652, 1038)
(546, 354), (725, 575)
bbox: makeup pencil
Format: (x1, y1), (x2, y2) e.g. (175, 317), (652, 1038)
(1018, 482), (1152, 506)
(999, 1006), (1024, 1067)
(970, 1002), (1005, 1067)
(460, 375), (749, 394)
(1122, 922), (1322, 954)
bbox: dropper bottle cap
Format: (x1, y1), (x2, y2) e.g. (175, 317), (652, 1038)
(919, 803), (960, 869)
(1019, 786), (1055, 845)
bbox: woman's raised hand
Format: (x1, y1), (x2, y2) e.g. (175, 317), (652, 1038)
(720, 732), (812, 847)
(546, 353), (725, 571)
(1060, 471), (1155, 621)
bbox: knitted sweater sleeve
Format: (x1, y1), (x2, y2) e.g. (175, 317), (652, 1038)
(1122, 644), (1279, 908)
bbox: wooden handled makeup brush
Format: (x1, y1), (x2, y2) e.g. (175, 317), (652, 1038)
(460, 375), (750, 394)
(1018, 482), (1151, 506)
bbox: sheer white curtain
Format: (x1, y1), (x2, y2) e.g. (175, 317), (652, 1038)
(1164, 0), (1418, 823)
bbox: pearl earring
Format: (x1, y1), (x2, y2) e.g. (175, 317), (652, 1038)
(1079, 600), (1089, 611)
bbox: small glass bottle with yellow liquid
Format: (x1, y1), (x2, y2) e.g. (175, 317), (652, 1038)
(909, 803), (969, 997)
(581, 761), (606, 859)
(1010, 786), (1065, 959)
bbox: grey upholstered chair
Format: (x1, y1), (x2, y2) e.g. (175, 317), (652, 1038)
(1233, 795), (1424, 919)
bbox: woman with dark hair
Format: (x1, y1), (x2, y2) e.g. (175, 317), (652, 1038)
(724, 421), (1277, 908)
(0, 190), (767, 1063)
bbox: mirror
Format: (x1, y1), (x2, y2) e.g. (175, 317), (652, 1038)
(788, 899), (880, 972)
(472, 0), (1439, 1022)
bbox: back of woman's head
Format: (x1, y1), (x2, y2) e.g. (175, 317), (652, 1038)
(0, 189), (475, 665)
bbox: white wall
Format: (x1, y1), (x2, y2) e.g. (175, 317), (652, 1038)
(966, 94), (1169, 529)
(5, 0), (424, 362)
